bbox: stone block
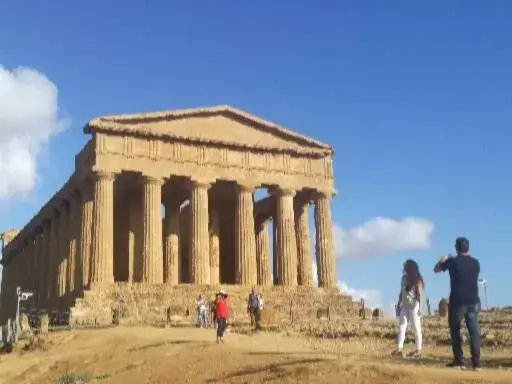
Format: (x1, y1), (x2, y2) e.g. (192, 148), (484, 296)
(40, 314), (49, 334)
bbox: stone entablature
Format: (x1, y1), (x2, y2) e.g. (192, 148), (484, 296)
(0, 105), (339, 321)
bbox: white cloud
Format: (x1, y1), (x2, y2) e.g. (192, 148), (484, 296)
(0, 66), (69, 200)
(311, 262), (382, 309)
(333, 217), (434, 260)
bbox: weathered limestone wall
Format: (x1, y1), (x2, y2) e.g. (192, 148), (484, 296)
(70, 285), (360, 327)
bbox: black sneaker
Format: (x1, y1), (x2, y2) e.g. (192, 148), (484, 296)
(446, 360), (466, 369)
(472, 361), (482, 371)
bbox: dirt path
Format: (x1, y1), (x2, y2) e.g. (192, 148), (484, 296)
(1, 327), (511, 383)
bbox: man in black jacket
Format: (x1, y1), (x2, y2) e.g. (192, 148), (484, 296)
(434, 237), (481, 370)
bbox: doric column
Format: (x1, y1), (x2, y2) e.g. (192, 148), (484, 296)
(189, 180), (210, 284)
(235, 183), (257, 285)
(142, 176), (164, 284)
(90, 171), (115, 284)
(314, 191), (336, 287)
(32, 232), (41, 299)
(276, 188), (298, 286)
(272, 218), (278, 285)
(209, 210), (220, 285)
(256, 219), (272, 286)
(19, 242), (28, 291)
(295, 198), (313, 286)
(48, 212), (59, 301)
(29, 240), (35, 290)
(79, 180), (93, 288)
(20, 242), (27, 291)
(57, 202), (70, 298)
(67, 191), (80, 295)
(164, 198), (181, 285)
(39, 220), (50, 306)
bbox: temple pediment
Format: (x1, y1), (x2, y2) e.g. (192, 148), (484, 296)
(85, 105), (333, 156)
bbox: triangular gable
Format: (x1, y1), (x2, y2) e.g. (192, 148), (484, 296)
(85, 105), (333, 156)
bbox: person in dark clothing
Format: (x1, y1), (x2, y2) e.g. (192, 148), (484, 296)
(434, 237), (481, 370)
(247, 288), (261, 330)
(210, 298), (217, 328)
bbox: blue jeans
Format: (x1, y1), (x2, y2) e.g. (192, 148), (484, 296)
(198, 309), (207, 328)
(448, 303), (481, 364)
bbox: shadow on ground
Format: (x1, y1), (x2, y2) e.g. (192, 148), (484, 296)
(128, 339), (194, 352)
(205, 358), (328, 383)
(390, 356), (512, 370)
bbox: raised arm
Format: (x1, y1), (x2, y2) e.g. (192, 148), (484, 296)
(434, 255), (449, 274)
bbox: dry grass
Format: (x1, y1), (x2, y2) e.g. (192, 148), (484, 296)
(0, 309), (510, 383)
(292, 309), (512, 348)
(0, 319), (510, 384)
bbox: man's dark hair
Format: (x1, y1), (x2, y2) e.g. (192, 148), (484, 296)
(455, 237), (470, 254)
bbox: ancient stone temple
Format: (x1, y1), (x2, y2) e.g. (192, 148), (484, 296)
(0, 105), (341, 324)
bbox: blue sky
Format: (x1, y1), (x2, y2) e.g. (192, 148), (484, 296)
(1, 1), (511, 311)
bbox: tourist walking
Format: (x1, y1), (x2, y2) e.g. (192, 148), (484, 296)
(434, 237), (481, 370)
(247, 288), (261, 330)
(394, 259), (424, 358)
(197, 295), (208, 328)
(216, 290), (229, 343)
(210, 296), (218, 328)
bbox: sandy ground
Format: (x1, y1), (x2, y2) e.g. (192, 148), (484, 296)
(1, 327), (511, 384)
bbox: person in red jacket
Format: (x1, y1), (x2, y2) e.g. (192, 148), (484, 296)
(216, 290), (229, 343)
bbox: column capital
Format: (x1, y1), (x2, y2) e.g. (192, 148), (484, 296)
(236, 182), (258, 193)
(276, 187), (296, 197)
(189, 178), (213, 189)
(92, 170), (116, 181)
(142, 174), (164, 185)
(314, 190), (333, 199)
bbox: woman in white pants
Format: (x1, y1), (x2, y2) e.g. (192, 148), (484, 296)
(394, 259), (424, 358)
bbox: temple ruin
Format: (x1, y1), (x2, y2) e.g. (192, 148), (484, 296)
(0, 105), (342, 324)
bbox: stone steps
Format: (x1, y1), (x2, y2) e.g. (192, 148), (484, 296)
(70, 284), (362, 327)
